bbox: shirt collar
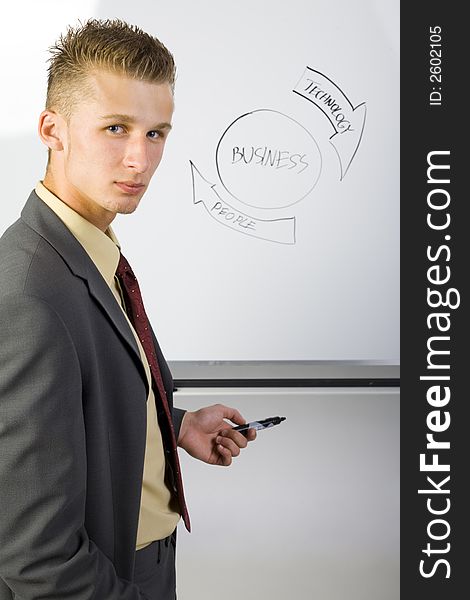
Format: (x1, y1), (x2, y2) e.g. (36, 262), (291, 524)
(35, 181), (121, 287)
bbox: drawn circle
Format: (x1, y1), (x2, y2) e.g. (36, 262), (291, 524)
(216, 109), (322, 209)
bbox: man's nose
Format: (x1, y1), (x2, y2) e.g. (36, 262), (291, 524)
(123, 138), (150, 173)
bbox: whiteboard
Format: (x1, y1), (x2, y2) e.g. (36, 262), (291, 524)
(0, 0), (399, 363)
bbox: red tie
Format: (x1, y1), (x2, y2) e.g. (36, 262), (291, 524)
(115, 253), (190, 532)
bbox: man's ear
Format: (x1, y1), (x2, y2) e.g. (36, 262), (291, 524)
(38, 110), (65, 152)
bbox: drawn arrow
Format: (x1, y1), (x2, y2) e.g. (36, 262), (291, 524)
(190, 161), (296, 245)
(293, 67), (366, 180)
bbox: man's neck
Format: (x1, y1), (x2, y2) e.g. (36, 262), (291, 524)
(42, 172), (114, 232)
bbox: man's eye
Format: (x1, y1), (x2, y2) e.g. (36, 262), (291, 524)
(107, 125), (124, 133)
(147, 130), (161, 139)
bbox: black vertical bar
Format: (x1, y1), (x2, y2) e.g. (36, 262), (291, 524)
(401, 3), (466, 598)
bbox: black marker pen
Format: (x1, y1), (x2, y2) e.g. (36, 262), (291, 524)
(233, 416), (286, 434)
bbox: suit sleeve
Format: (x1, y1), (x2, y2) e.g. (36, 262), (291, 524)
(172, 407), (186, 441)
(0, 295), (150, 600)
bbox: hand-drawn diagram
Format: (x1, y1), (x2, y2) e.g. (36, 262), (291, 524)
(216, 110), (322, 210)
(293, 67), (367, 180)
(192, 66), (366, 244)
(191, 162), (296, 245)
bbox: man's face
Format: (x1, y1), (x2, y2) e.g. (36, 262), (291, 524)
(52, 70), (174, 228)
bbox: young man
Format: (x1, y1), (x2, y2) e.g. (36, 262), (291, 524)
(0, 19), (255, 600)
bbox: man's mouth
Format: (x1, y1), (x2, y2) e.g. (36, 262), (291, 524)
(115, 181), (146, 194)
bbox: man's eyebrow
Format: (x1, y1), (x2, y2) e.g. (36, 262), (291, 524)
(99, 114), (172, 130)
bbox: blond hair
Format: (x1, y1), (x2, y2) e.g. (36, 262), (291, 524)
(46, 18), (176, 119)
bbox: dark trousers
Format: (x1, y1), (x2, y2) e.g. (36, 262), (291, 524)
(133, 531), (177, 600)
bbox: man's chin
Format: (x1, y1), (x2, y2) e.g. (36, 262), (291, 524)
(115, 197), (143, 215)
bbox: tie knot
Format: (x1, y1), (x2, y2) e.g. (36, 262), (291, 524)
(116, 253), (135, 280)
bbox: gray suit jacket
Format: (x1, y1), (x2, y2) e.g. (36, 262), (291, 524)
(0, 191), (185, 599)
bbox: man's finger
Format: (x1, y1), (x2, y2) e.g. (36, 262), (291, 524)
(219, 405), (246, 426)
(216, 435), (241, 457)
(244, 428), (257, 442)
(220, 428), (248, 448)
(216, 444), (232, 466)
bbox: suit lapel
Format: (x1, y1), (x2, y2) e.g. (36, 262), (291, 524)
(21, 191), (149, 392)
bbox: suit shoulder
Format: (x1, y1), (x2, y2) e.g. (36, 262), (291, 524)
(0, 218), (76, 300)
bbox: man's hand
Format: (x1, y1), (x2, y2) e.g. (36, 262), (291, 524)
(177, 404), (257, 466)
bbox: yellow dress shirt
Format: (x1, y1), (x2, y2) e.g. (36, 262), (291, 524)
(35, 182), (180, 550)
